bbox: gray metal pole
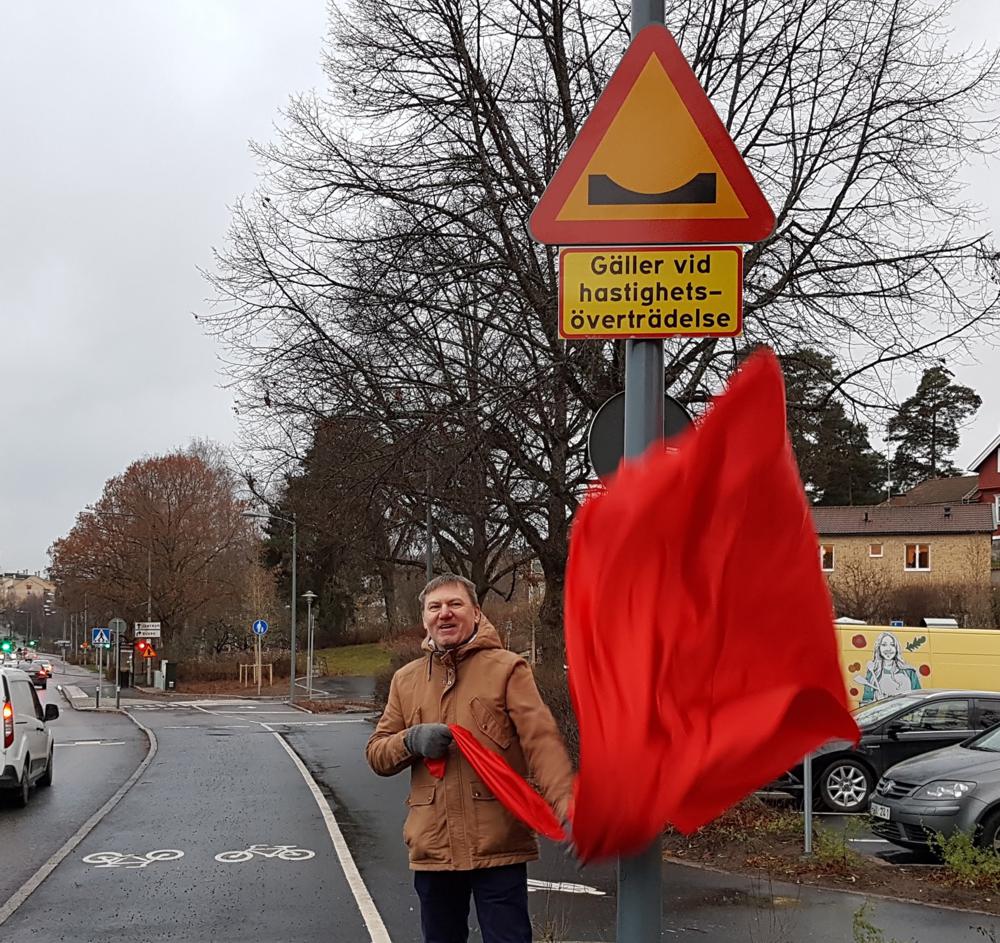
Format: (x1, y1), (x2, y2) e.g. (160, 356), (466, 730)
(306, 596), (313, 700)
(425, 474), (434, 581)
(803, 753), (814, 855)
(618, 9), (666, 940)
(96, 643), (102, 709)
(289, 515), (297, 704)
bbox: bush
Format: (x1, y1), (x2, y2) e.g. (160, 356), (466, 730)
(933, 829), (1000, 888)
(373, 634), (426, 706)
(173, 653), (291, 683)
(532, 661), (579, 765)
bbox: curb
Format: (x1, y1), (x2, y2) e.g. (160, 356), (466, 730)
(663, 853), (1000, 920)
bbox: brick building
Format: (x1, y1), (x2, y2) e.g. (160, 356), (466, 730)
(812, 504), (995, 588)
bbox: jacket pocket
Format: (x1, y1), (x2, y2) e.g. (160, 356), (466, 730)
(403, 784), (448, 863)
(471, 697), (512, 750)
(469, 780), (535, 858)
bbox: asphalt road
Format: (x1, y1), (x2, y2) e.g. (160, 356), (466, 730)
(0, 658), (148, 908)
(4, 680), (999, 942)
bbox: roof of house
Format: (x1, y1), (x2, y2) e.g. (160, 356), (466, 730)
(887, 475), (979, 506)
(969, 433), (1000, 473)
(813, 503), (995, 536)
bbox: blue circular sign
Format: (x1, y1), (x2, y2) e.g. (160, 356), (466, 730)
(252, 620), (269, 636)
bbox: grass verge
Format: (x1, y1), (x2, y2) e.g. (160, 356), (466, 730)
(315, 642), (391, 676)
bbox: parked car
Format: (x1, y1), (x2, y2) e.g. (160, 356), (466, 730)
(772, 690), (1000, 813)
(15, 660), (47, 689)
(0, 666), (58, 806)
(870, 721), (1000, 853)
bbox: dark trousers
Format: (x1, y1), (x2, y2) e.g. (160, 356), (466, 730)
(414, 863), (532, 943)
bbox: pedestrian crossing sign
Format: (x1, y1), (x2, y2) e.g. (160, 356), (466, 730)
(92, 627), (111, 646)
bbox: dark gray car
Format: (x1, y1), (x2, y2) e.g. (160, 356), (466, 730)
(870, 723), (1000, 852)
(772, 690), (1000, 813)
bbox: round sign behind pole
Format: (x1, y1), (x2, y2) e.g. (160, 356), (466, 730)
(587, 392), (693, 480)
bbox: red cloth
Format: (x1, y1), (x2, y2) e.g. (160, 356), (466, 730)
(422, 728), (566, 842)
(564, 349), (859, 860)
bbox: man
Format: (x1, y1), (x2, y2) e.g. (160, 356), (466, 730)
(367, 573), (574, 943)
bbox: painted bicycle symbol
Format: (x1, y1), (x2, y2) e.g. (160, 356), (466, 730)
(83, 849), (184, 869)
(214, 843), (315, 863)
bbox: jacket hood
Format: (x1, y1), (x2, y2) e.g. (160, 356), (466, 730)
(420, 616), (503, 659)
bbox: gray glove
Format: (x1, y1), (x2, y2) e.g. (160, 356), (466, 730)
(404, 723), (453, 759)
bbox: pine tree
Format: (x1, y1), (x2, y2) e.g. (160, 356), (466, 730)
(887, 367), (981, 491)
(782, 349), (885, 505)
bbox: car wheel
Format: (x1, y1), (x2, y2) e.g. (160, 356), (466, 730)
(13, 762), (30, 808)
(819, 759), (873, 813)
(976, 811), (1000, 855)
(39, 748), (53, 788)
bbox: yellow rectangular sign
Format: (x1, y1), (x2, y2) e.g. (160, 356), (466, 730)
(559, 245), (742, 339)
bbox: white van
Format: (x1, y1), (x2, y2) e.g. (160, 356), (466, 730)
(0, 666), (57, 806)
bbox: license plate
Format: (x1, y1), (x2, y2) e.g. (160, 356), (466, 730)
(870, 801), (891, 820)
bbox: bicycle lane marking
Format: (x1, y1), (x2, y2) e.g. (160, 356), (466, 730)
(267, 726), (393, 943)
(0, 714), (373, 943)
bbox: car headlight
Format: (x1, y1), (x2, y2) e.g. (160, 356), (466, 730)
(916, 781), (976, 800)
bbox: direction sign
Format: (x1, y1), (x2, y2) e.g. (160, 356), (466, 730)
(134, 622), (162, 639)
(529, 25), (774, 246)
(559, 245), (741, 338)
(92, 627), (111, 646)
(252, 620), (269, 637)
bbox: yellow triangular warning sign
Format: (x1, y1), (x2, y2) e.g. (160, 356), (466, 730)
(530, 25), (774, 245)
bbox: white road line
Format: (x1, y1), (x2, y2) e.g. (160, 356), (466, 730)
(265, 719), (367, 727)
(0, 713), (158, 927)
(56, 741), (126, 747)
(271, 732), (391, 943)
(849, 838), (892, 844)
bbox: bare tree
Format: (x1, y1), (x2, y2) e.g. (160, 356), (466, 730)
(201, 0), (1000, 638)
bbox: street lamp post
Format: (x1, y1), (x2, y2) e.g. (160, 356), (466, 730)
(302, 591), (317, 700)
(244, 510), (297, 703)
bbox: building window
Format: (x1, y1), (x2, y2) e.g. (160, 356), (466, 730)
(905, 543), (930, 571)
(994, 494), (1000, 528)
(820, 545), (835, 571)
(869, 543), (883, 558)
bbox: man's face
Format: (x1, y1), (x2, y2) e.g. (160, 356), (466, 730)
(423, 583), (480, 650)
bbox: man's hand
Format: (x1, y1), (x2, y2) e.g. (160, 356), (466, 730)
(404, 723), (453, 759)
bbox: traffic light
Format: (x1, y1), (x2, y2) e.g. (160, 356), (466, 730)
(0, 640), (11, 654)
(135, 639), (148, 656)
(28, 640), (36, 648)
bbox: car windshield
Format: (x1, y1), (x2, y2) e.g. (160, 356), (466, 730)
(851, 695), (924, 727)
(966, 726), (1000, 753)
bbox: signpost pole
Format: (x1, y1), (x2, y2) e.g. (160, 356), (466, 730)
(803, 752), (814, 855)
(256, 633), (262, 697)
(96, 640), (102, 710)
(617, 7), (665, 943)
(115, 625), (121, 710)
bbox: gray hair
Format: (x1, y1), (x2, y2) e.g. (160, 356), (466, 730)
(419, 573), (479, 608)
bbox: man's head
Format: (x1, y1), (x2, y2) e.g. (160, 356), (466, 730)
(420, 574), (481, 650)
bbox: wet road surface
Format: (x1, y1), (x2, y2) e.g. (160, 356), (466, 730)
(0, 659), (148, 907)
(4, 679), (999, 942)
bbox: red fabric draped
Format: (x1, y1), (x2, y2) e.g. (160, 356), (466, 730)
(419, 350), (857, 862)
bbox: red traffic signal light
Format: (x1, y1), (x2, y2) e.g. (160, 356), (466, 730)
(135, 639), (148, 655)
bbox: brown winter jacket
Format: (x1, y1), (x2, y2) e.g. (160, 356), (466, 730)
(366, 619), (574, 871)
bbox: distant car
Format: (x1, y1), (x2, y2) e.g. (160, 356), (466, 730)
(771, 690), (1000, 813)
(870, 722), (1000, 853)
(0, 666), (57, 806)
(40, 661), (54, 676)
(15, 661), (47, 689)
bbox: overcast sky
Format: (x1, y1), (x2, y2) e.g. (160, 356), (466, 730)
(1, 1), (998, 575)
